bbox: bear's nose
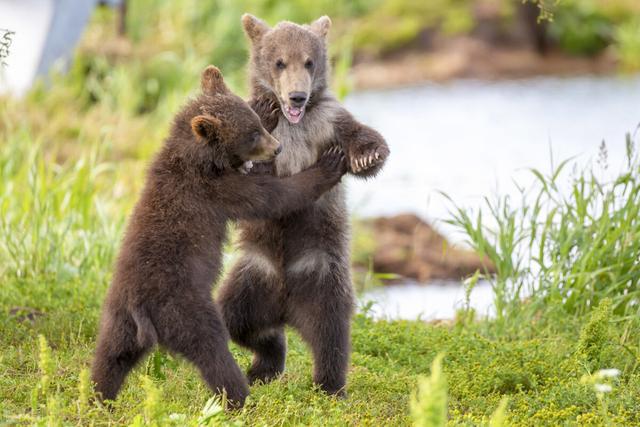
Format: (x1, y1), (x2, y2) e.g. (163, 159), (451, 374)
(274, 145), (283, 156)
(288, 92), (307, 107)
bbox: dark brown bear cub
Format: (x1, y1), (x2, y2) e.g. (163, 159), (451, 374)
(91, 66), (347, 407)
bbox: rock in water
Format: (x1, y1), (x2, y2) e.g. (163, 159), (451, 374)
(363, 213), (495, 283)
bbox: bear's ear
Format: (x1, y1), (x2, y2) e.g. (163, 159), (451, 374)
(310, 16), (331, 39)
(241, 13), (270, 43)
(191, 115), (221, 141)
(201, 66), (229, 95)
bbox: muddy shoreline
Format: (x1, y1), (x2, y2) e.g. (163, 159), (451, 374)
(350, 36), (619, 90)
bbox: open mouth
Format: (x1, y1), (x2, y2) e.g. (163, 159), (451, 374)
(283, 104), (305, 124)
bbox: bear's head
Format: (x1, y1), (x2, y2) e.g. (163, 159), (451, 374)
(242, 14), (331, 125)
(191, 66), (282, 170)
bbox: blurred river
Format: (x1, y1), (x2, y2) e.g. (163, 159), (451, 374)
(345, 75), (640, 320)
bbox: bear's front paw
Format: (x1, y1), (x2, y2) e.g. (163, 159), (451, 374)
(251, 97), (281, 133)
(348, 143), (388, 174)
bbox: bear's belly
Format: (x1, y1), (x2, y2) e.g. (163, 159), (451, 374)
(239, 184), (349, 281)
(272, 133), (320, 177)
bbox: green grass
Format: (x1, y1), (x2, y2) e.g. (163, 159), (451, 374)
(2, 118), (640, 426)
(3, 289), (640, 425)
(1, 127), (639, 425)
(1, 134), (640, 427)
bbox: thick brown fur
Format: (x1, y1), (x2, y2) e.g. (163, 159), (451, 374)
(217, 15), (389, 396)
(91, 66), (347, 407)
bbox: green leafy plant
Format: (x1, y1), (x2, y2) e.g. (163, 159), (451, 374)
(489, 397), (509, 427)
(548, 0), (613, 55)
(447, 133), (640, 322)
(411, 354), (447, 427)
(576, 299), (615, 371)
(615, 17), (640, 71)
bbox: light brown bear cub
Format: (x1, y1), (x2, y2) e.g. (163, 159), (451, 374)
(91, 66), (347, 407)
(217, 15), (389, 396)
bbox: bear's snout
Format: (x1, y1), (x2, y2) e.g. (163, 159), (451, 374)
(288, 91), (308, 108)
(249, 132), (281, 161)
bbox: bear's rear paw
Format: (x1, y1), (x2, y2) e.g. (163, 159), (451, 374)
(318, 382), (348, 398)
(247, 359), (284, 385)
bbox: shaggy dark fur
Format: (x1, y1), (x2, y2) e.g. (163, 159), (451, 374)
(91, 66), (347, 407)
(217, 15), (389, 397)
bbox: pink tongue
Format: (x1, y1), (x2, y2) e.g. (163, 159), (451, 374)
(287, 106), (302, 123)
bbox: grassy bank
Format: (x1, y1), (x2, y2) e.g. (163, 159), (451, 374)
(3, 275), (640, 425)
(0, 134), (640, 425)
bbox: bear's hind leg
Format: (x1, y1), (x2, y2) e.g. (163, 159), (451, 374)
(217, 256), (286, 385)
(245, 328), (286, 385)
(92, 309), (150, 402)
(158, 300), (249, 407)
(285, 256), (354, 396)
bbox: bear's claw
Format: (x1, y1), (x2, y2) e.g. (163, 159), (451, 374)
(351, 149), (383, 173)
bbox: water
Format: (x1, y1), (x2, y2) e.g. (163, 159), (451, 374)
(361, 280), (495, 321)
(346, 75), (640, 320)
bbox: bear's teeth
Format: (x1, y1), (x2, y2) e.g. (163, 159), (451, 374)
(284, 105), (304, 123)
(238, 161), (253, 174)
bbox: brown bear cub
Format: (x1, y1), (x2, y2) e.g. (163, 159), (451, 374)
(91, 65), (347, 407)
(217, 15), (389, 397)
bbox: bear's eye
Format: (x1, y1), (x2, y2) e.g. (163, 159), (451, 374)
(275, 59), (286, 70)
(304, 59), (314, 70)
